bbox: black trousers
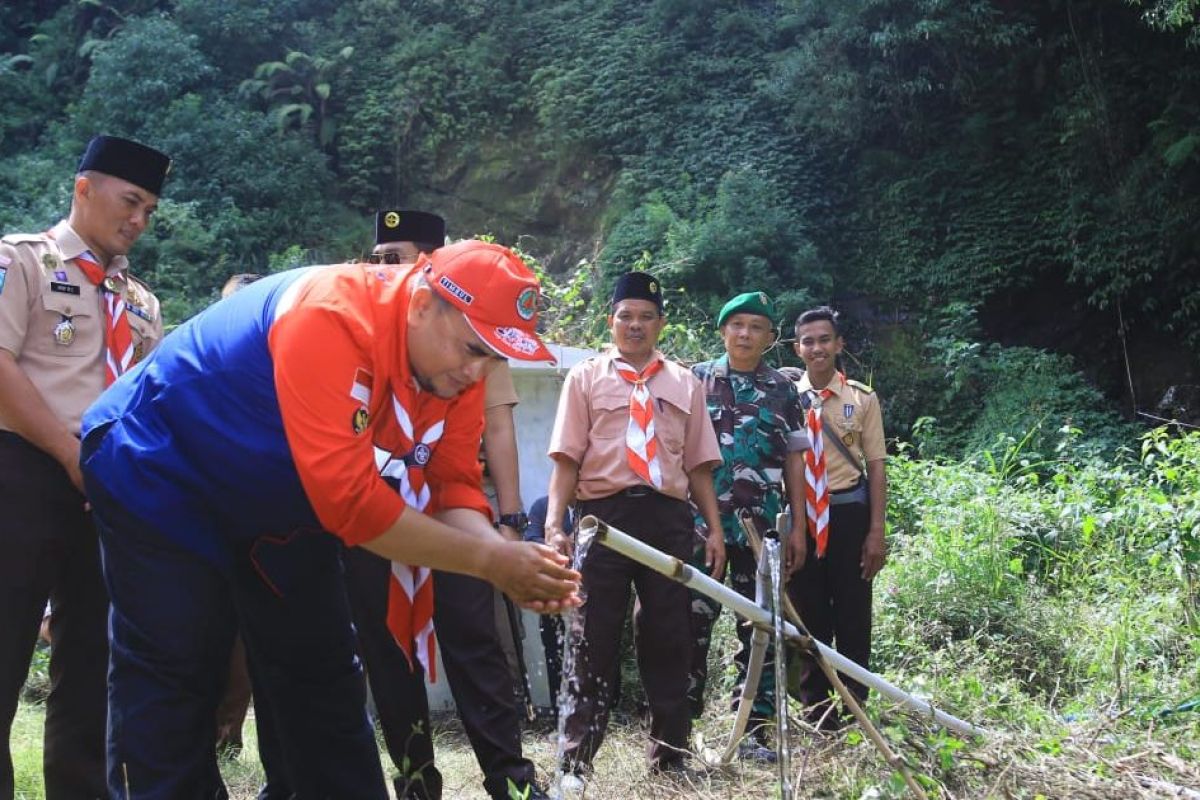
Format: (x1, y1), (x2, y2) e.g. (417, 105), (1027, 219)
(267, 547), (535, 800)
(560, 491), (694, 772)
(786, 500), (873, 705)
(0, 432), (107, 800)
(340, 546), (440, 798)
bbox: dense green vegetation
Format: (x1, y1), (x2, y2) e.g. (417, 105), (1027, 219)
(3, 0), (1199, 452)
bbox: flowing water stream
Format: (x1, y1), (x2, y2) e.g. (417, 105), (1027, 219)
(552, 523), (597, 798)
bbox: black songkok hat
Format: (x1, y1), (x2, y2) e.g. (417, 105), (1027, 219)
(611, 271), (663, 311)
(78, 135), (171, 196)
(375, 209), (447, 247)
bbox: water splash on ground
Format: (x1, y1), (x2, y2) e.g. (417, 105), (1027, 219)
(552, 522), (598, 797)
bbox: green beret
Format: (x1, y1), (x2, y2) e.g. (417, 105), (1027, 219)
(717, 291), (776, 329)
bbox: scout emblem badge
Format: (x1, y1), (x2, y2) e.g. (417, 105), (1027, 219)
(54, 316), (76, 346)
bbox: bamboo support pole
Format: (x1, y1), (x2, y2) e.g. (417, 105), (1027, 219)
(577, 514), (988, 740)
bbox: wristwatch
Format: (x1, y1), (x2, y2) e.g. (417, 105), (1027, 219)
(498, 512), (530, 533)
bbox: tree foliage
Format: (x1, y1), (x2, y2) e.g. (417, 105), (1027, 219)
(0, 0), (1197, 453)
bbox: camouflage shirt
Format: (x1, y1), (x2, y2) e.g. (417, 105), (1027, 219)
(692, 355), (804, 546)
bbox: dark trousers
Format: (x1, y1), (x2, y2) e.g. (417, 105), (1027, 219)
(342, 546), (440, 800)
(688, 543), (777, 725)
(539, 614), (564, 708)
(277, 548), (534, 800)
(786, 501), (873, 705)
(432, 571), (535, 798)
(560, 491), (693, 772)
(0, 432), (107, 800)
(83, 457), (387, 799)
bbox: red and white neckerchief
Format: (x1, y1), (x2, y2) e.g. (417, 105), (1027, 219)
(45, 232), (136, 386)
(377, 394), (445, 681)
(74, 251), (134, 386)
(804, 382), (837, 558)
(613, 357), (665, 489)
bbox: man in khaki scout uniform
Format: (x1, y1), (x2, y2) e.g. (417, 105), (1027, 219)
(785, 305), (887, 731)
(546, 272), (726, 786)
(0, 134), (168, 799)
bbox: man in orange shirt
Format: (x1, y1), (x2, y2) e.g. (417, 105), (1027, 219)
(545, 272), (725, 785)
(79, 240), (579, 798)
(343, 211), (545, 800)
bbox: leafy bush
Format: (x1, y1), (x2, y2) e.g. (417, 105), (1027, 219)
(880, 428), (1200, 720)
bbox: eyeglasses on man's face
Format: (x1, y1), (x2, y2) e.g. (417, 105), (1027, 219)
(364, 252), (405, 265)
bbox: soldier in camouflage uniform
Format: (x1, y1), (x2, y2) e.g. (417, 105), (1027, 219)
(688, 291), (808, 760)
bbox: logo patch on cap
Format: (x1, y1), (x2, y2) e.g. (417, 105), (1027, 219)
(495, 326), (540, 356)
(649, 280), (658, 293)
(438, 274), (474, 305)
(384, 212), (400, 229)
(516, 287), (538, 321)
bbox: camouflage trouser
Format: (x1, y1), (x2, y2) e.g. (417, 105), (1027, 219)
(687, 541), (777, 725)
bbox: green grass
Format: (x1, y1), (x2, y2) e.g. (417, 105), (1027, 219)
(13, 428), (1200, 798)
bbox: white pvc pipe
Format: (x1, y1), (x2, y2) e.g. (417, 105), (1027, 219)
(579, 515), (989, 739)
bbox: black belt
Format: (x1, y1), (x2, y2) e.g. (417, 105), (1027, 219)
(830, 480), (869, 506)
(618, 484), (656, 498)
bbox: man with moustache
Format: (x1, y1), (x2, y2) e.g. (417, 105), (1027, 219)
(686, 291), (808, 760)
(348, 210), (546, 800)
(545, 272), (725, 787)
(0, 134), (168, 799)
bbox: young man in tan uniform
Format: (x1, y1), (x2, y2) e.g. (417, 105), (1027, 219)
(546, 272), (725, 784)
(785, 305), (887, 730)
(0, 134), (168, 799)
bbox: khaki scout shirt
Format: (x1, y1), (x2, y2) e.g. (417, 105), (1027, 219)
(0, 221), (164, 435)
(480, 360), (520, 507)
(484, 360), (519, 409)
(549, 348), (722, 502)
(794, 371), (886, 493)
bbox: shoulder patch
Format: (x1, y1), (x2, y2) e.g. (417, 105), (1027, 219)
(846, 378), (875, 394)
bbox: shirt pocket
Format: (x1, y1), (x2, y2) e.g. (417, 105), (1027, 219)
(30, 289), (100, 358)
(654, 393), (690, 454)
(591, 390), (631, 440)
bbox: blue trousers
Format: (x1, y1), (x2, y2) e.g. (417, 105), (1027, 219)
(84, 468), (387, 799)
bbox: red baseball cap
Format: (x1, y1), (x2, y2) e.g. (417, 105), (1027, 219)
(422, 240), (556, 364)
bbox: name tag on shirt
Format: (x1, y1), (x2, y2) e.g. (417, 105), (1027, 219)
(50, 282), (81, 296)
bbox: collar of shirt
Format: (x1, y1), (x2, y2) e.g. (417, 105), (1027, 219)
(796, 369), (848, 400)
(600, 345), (665, 373)
(50, 220), (130, 277)
(711, 353), (786, 387)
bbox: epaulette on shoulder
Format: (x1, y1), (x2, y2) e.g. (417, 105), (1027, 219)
(846, 378), (875, 394)
(1, 232), (49, 246)
(126, 273), (153, 292)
